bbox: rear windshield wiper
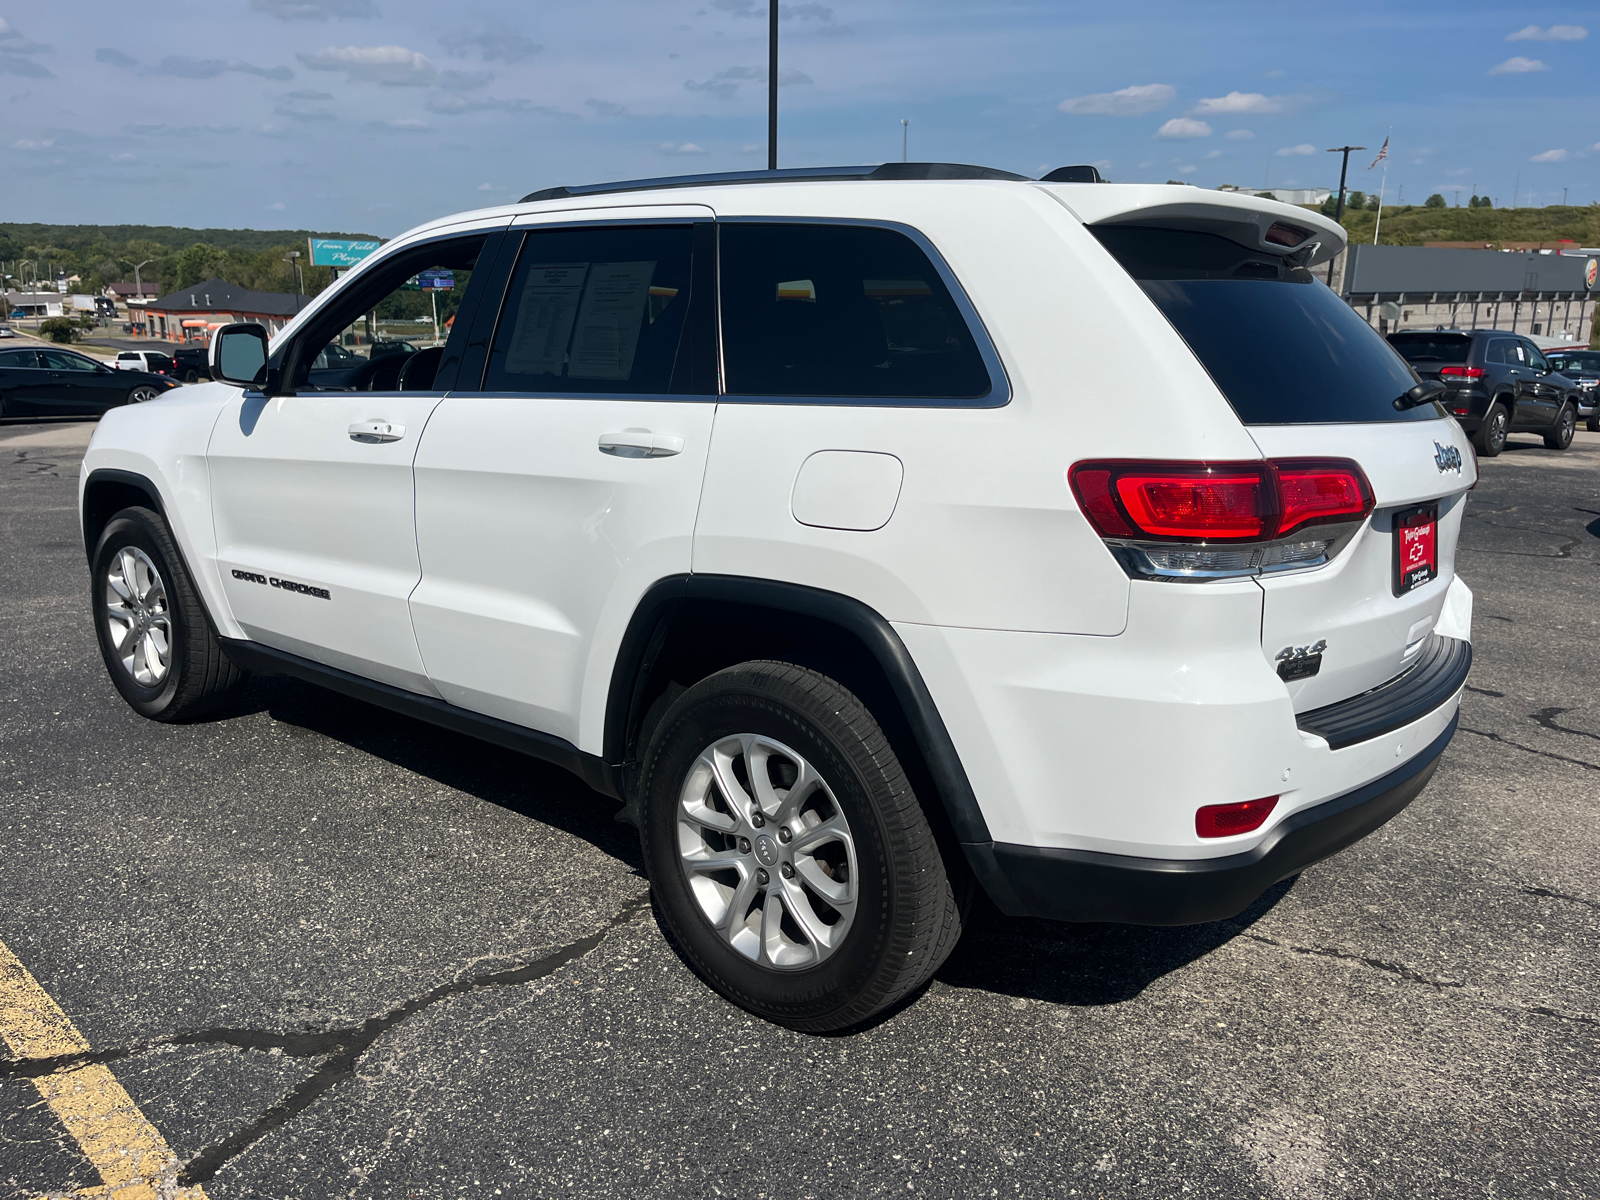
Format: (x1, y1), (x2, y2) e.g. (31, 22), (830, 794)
(1394, 381), (1449, 411)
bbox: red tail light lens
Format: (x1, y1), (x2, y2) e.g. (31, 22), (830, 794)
(1438, 366), (1486, 379)
(1196, 795), (1279, 838)
(1274, 459), (1374, 537)
(1069, 459), (1372, 543)
(1264, 221), (1310, 247)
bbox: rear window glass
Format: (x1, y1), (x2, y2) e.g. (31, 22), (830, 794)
(719, 223), (994, 403)
(1549, 350), (1600, 372)
(1388, 334), (1471, 364)
(1092, 226), (1436, 425)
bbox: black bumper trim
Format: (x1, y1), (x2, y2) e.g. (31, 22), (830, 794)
(964, 713), (1456, 926)
(1297, 634), (1470, 750)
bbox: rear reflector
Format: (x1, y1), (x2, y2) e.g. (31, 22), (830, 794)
(1439, 366), (1486, 379)
(1069, 459), (1372, 543)
(1196, 795), (1279, 838)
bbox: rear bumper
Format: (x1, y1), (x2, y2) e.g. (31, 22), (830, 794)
(965, 713), (1456, 926)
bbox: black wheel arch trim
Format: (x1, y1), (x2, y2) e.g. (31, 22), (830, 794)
(82, 468), (169, 563)
(604, 575), (993, 845)
(968, 712), (1457, 926)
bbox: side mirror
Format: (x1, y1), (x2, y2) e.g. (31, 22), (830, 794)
(211, 323), (270, 389)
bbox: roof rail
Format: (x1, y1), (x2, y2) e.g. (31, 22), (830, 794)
(519, 162), (1031, 204)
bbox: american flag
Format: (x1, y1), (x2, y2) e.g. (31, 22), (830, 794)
(1368, 137), (1389, 170)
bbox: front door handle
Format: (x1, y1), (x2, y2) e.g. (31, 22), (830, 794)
(349, 421), (405, 443)
(598, 429), (683, 458)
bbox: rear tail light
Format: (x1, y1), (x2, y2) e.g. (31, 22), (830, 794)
(1264, 221), (1310, 247)
(1070, 459), (1372, 542)
(1196, 796), (1279, 838)
(1438, 366), (1486, 379)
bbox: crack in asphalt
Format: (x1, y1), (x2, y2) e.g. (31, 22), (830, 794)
(1529, 707), (1600, 744)
(1458, 726), (1600, 772)
(1239, 933), (1600, 1028)
(0, 893), (652, 1183)
(1521, 885), (1600, 911)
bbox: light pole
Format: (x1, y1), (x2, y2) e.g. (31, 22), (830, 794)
(1325, 145), (1365, 285)
(284, 250), (304, 309)
(902, 119), (909, 162)
(767, 0), (778, 170)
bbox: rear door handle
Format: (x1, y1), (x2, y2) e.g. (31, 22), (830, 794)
(349, 421), (405, 443)
(598, 429), (683, 458)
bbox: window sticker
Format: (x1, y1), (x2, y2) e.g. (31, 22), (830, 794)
(568, 260), (657, 380)
(504, 263), (589, 376)
(776, 279), (817, 302)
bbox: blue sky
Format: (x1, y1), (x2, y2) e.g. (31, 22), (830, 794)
(2, 1), (1596, 237)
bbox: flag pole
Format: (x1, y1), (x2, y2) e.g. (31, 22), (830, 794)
(1370, 129), (1391, 246)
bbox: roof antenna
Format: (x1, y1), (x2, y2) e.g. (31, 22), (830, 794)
(767, 1), (778, 170)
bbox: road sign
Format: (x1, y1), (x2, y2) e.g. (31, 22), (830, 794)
(307, 238), (382, 268)
(417, 270), (455, 291)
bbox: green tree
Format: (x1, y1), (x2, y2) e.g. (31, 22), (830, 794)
(39, 317), (80, 343)
(1347, 190), (1366, 210)
(1424, 193), (1447, 209)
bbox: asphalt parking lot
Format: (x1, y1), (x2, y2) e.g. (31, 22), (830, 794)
(2, 418), (1597, 1199)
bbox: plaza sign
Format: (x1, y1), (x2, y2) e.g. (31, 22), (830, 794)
(307, 238), (382, 268)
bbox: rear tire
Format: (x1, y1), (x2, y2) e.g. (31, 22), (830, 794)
(127, 385), (162, 404)
(1588, 413), (1600, 434)
(1473, 402), (1508, 457)
(1544, 402), (1576, 450)
(640, 661), (965, 1032)
(183, 369), (199, 384)
(91, 506), (247, 721)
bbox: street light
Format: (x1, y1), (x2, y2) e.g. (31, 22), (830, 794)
(1325, 145), (1366, 284)
(283, 250), (304, 309)
(902, 118), (909, 163)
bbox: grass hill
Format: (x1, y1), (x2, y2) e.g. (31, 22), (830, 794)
(1318, 203), (1600, 249)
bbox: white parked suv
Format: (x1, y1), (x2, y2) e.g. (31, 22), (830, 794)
(79, 164), (1475, 1031)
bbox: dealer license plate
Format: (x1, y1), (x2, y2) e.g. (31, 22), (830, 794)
(1394, 504), (1438, 595)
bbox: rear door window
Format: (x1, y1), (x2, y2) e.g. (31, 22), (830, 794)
(718, 222), (996, 404)
(1091, 226), (1435, 425)
(480, 224), (699, 395)
(0, 350), (40, 368)
(1484, 341), (1508, 365)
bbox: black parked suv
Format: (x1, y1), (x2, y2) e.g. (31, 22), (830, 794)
(1388, 329), (1583, 456)
(1544, 347), (1600, 432)
(171, 347), (212, 384)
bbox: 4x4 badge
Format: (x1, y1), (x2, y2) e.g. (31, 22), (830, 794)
(1434, 442), (1463, 473)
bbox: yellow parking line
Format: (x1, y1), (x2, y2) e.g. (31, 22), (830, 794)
(0, 937), (207, 1200)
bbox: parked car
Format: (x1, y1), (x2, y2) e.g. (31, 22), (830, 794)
(171, 347), (212, 384)
(114, 350), (174, 375)
(1, 346), (179, 418)
(79, 166), (1474, 1031)
(1387, 329), (1581, 455)
(1543, 347), (1600, 432)
(0, 325), (15, 338)
(369, 339), (420, 358)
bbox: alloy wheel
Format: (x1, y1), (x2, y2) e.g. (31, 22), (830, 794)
(1487, 409), (1507, 453)
(129, 386), (162, 403)
(104, 546), (172, 686)
(676, 733), (858, 970)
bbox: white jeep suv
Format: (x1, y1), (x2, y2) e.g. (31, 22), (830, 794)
(79, 163), (1475, 1031)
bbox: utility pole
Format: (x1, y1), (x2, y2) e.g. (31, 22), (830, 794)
(1325, 145), (1365, 285)
(284, 250), (305, 309)
(767, 0), (778, 170)
(1562, 186), (1568, 206)
(902, 118), (909, 163)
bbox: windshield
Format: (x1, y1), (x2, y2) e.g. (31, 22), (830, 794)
(1549, 350), (1600, 372)
(1092, 226), (1437, 425)
(1388, 334), (1471, 364)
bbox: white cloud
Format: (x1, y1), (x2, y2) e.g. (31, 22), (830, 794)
(299, 44), (437, 86)
(1203, 149), (1222, 159)
(1178, 165), (1197, 174)
(369, 117), (430, 131)
(1276, 143), (1316, 156)
(1156, 117), (1211, 140)
(1506, 24), (1586, 41)
(1225, 129), (1255, 140)
(156, 56), (294, 81)
(685, 64), (809, 99)
(1529, 148), (1567, 162)
(1058, 83), (1174, 116)
(251, 0), (378, 18)
(269, 200), (287, 209)
(12, 137), (55, 149)
(659, 141), (708, 155)
(426, 94), (556, 116)
(438, 69), (492, 91)
(1190, 91), (1292, 115)
(1489, 56), (1548, 74)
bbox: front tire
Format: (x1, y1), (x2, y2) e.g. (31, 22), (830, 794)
(127, 385), (162, 404)
(1544, 402), (1576, 450)
(1473, 402), (1508, 457)
(640, 661), (965, 1032)
(91, 507), (247, 721)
